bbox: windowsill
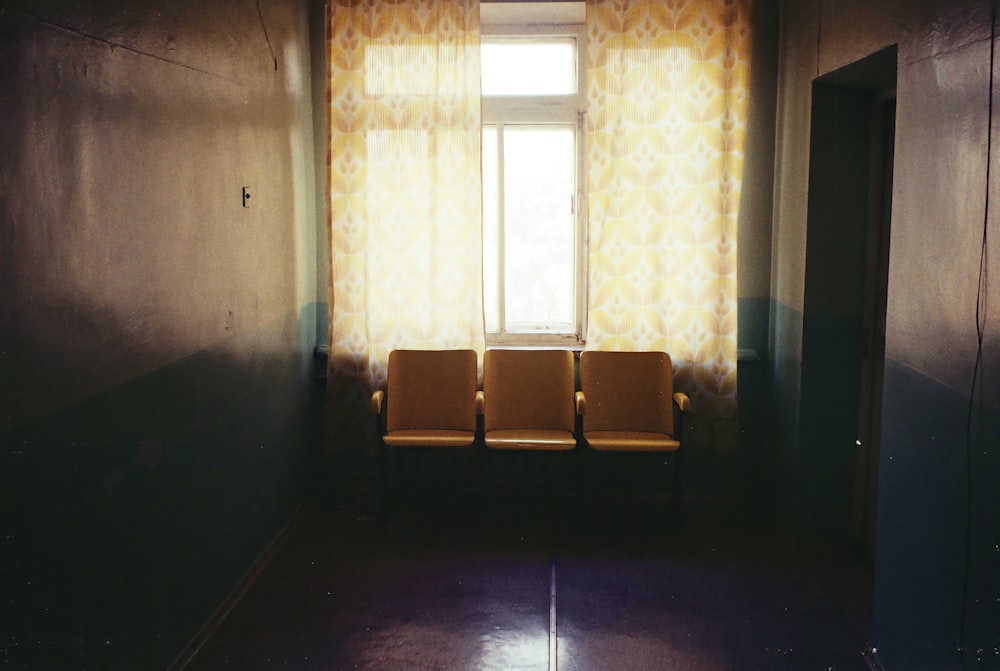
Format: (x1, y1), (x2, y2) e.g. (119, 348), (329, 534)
(318, 343), (587, 355)
(486, 333), (585, 351)
(322, 343), (758, 360)
(486, 342), (585, 353)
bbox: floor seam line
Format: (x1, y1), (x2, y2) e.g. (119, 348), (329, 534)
(549, 559), (558, 671)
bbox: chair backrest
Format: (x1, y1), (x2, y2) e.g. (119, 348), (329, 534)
(579, 351), (674, 435)
(483, 349), (575, 433)
(385, 349), (478, 433)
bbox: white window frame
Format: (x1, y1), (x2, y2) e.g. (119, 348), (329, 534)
(481, 4), (587, 348)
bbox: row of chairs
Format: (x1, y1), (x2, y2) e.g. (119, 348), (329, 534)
(371, 349), (691, 498)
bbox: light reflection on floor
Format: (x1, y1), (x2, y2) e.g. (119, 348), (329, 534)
(356, 623), (472, 669)
(478, 629), (552, 670)
(556, 633), (731, 671)
(183, 497), (873, 671)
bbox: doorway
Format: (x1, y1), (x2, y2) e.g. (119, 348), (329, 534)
(799, 46), (897, 552)
(854, 95), (895, 561)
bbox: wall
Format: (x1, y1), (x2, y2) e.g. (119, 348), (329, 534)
(772, 0), (1000, 667)
(738, 0), (779, 360)
(308, 0), (330, 348)
(735, 0), (780, 496)
(0, 0), (321, 668)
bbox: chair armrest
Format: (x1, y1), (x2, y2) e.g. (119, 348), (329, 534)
(673, 392), (691, 413)
(372, 389), (385, 416)
(575, 391), (586, 415)
(476, 390), (485, 416)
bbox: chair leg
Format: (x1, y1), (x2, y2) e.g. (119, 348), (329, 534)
(573, 447), (582, 499)
(472, 445), (486, 515)
(377, 442), (388, 522)
(569, 447), (584, 523)
(671, 449), (683, 514)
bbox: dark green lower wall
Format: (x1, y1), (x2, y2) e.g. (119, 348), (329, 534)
(1, 315), (323, 670)
(735, 296), (777, 506)
(872, 359), (999, 670)
(769, 299), (1000, 668)
(768, 299), (803, 508)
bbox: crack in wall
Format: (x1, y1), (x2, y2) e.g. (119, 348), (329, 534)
(13, 6), (244, 84)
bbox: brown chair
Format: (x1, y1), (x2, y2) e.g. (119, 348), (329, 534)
(575, 350), (691, 502)
(372, 349), (482, 514)
(372, 349), (481, 448)
(482, 349), (577, 451)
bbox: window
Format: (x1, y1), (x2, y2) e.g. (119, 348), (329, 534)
(481, 3), (586, 345)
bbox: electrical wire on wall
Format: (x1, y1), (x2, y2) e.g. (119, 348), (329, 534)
(256, 0), (279, 71)
(959, 0), (995, 662)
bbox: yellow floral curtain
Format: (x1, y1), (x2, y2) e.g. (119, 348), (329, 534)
(585, 0), (751, 420)
(327, 0), (484, 444)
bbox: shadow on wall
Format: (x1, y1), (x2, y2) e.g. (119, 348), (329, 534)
(0, 308), (324, 671)
(0, 0), (308, 432)
(325, 349), (379, 453)
(872, 361), (1000, 669)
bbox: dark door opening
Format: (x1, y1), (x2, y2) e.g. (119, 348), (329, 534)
(799, 46), (897, 550)
(854, 96), (895, 561)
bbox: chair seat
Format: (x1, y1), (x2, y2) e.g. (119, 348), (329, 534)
(584, 431), (680, 452)
(384, 429), (476, 448)
(484, 429), (577, 451)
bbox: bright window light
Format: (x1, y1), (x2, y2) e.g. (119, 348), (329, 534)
(481, 39), (577, 96)
(483, 126), (500, 333)
(502, 126), (576, 331)
(481, 29), (584, 344)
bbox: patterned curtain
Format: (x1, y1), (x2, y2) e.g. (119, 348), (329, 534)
(327, 0), (484, 446)
(585, 0), (751, 421)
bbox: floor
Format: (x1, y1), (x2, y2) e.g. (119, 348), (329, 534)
(183, 461), (874, 671)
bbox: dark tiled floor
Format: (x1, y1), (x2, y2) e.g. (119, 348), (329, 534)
(185, 485), (873, 671)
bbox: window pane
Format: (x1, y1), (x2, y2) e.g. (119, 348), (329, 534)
(481, 39), (577, 96)
(503, 126), (575, 332)
(482, 126), (500, 333)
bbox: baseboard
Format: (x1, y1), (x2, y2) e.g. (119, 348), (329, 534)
(167, 501), (308, 671)
(862, 643), (887, 671)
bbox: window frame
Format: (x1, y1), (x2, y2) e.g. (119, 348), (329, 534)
(481, 16), (588, 348)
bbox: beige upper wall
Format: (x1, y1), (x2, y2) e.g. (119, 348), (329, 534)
(770, 0), (819, 313)
(772, 0), (992, 312)
(736, 0), (779, 302)
(0, 0), (317, 429)
(309, 0), (330, 318)
(819, 0), (991, 72)
(772, 0), (998, 398)
(889, 40), (992, 389)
